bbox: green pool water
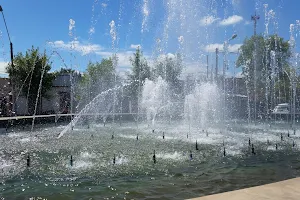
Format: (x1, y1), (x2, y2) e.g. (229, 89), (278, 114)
(0, 121), (299, 199)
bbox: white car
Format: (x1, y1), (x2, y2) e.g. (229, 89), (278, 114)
(272, 103), (290, 115)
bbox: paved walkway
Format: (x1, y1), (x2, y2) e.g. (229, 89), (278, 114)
(189, 178), (300, 200)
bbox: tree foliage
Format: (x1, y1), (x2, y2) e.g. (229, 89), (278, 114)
(54, 68), (76, 75)
(6, 46), (54, 115)
(236, 34), (291, 112)
(126, 47), (151, 99)
(152, 53), (183, 92)
(80, 58), (116, 100)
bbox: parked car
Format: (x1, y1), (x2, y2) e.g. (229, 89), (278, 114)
(272, 103), (290, 115)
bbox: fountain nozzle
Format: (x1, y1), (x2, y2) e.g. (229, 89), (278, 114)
(27, 154), (30, 167)
(293, 140), (296, 147)
(251, 144), (256, 155)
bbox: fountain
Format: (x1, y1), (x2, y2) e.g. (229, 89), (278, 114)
(1, 1), (300, 199)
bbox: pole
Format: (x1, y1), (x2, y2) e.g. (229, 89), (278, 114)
(215, 48), (219, 83)
(70, 73), (73, 129)
(223, 43), (226, 122)
(293, 75), (296, 128)
(206, 55), (209, 81)
(211, 64), (213, 82)
(0, 6), (15, 114)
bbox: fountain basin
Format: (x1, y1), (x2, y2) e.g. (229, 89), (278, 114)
(0, 121), (299, 199)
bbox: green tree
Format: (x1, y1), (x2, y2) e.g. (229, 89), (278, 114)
(81, 58), (115, 99)
(126, 47), (151, 100)
(236, 34), (291, 115)
(54, 68), (76, 75)
(6, 46), (55, 115)
(152, 53), (183, 93)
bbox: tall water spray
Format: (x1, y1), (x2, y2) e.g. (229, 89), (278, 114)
(141, 77), (169, 128)
(184, 82), (221, 129)
(289, 23), (299, 128)
(109, 20), (118, 125)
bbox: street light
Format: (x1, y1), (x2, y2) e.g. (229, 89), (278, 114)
(230, 34), (237, 41)
(0, 6), (14, 66)
(0, 5), (15, 114)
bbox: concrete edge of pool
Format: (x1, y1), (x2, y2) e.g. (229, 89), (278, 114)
(188, 177), (300, 200)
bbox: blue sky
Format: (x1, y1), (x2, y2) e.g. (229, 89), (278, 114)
(0, 0), (299, 77)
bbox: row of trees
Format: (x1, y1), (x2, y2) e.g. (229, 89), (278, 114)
(6, 47), (54, 115)
(236, 34), (293, 117)
(5, 34), (295, 117)
(5, 46), (183, 115)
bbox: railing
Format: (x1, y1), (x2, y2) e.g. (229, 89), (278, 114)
(0, 113), (140, 121)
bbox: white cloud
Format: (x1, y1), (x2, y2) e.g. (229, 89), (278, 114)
(130, 44), (141, 49)
(204, 44), (223, 52)
(48, 40), (102, 55)
(219, 15), (243, 26)
(156, 53), (175, 62)
(229, 44), (242, 53)
(235, 71), (244, 78)
(0, 61), (8, 75)
(200, 15), (220, 26)
(204, 43), (242, 53)
(96, 51), (135, 68)
(244, 21), (251, 25)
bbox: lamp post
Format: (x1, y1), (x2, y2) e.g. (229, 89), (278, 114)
(0, 5), (15, 115)
(223, 34), (237, 121)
